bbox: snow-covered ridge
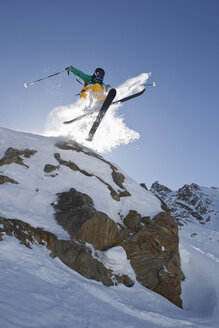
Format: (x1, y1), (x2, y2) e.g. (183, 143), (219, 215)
(0, 127), (161, 238)
(0, 126), (186, 306)
(0, 126), (185, 308)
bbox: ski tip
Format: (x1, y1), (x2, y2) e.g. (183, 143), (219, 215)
(152, 82), (156, 87)
(24, 83), (28, 88)
(86, 133), (94, 142)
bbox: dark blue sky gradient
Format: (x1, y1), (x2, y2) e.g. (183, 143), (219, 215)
(0, 0), (219, 189)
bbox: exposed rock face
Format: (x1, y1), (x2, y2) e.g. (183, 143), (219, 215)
(123, 210), (142, 232)
(53, 188), (184, 308)
(151, 181), (219, 225)
(0, 174), (18, 185)
(44, 164), (59, 173)
(0, 147), (37, 184)
(122, 212), (184, 307)
(0, 216), (133, 288)
(54, 188), (121, 250)
(0, 147), (37, 168)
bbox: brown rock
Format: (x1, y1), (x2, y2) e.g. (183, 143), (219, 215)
(140, 183), (148, 190)
(0, 216), (132, 287)
(121, 211), (184, 308)
(114, 274), (134, 287)
(111, 171), (125, 189)
(54, 153), (130, 201)
(44, 164), (59, 173)
(53, 187), (184, 307)
(54, 188), (120, 250)
(123, 210), (142, 232)
(0, 147), (37, 168)
(0, 174), (18, 185)
(74, 216), (120, 250)
(55, 141), (130, 196)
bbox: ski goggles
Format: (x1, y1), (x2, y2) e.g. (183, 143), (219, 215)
(95, 73), (104, 80)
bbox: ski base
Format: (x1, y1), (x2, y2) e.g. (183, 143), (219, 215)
(112, 88), (145, 104)
(63, 112), (95, 124)
(87, 88), (116, 141)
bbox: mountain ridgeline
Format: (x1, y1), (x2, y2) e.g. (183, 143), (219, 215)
(150, 181), (219, 230)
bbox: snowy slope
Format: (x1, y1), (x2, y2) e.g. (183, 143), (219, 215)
(1, 128), (219, 328)
(1, 222), (219, 328)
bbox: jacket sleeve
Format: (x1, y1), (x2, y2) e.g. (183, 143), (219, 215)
(69, 66), (91, 84)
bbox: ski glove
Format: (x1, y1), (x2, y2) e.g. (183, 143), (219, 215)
(65, 66), (73, 72)
(104, 84), (111, 92)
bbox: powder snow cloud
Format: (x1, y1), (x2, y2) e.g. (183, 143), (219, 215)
(43, 73), (150, 153)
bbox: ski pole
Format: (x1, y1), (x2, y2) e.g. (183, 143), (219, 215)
(144, 82), (156, 87)
(24, 69), (67, 88)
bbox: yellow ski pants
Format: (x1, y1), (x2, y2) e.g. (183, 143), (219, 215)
(80, 83), (105, 101)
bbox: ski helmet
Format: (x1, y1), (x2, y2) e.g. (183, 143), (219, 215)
(94, 68), (105, 80)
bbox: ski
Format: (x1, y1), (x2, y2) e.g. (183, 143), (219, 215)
(112, 83), (155, 104)
(64, 89), (145, 124)
(87, 88), (117, 141)
(63, 111), (96, 124)
(63, 89), (145, 125)
(112, 88), (145, 104)
(63, 83), (155, 125)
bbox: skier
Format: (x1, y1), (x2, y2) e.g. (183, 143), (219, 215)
(65, 66), (110, 100)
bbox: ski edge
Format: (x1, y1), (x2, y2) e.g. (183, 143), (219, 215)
(112, 88), (146, 104)
(87, 88), (117, 142)
(63, 111), (96, 124)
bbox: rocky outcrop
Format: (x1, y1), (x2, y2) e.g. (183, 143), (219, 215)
(44, 164), (59, 173)
(0, 174), (18, 184)
(54, 152), (130, 201)
(53, 187), (184, 308)
(0, 140), (184, 308)
(0, 147), (37, 168)
(53, 188), (121, 250)
(122, 211), (184, 308)
(55, 141), (131, 200)
(0, 216), (133, 288)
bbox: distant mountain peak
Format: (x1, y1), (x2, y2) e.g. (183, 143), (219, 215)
(150, 181), (219, 228)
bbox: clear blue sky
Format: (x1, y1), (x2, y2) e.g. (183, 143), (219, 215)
(0, 0), (219, 190)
